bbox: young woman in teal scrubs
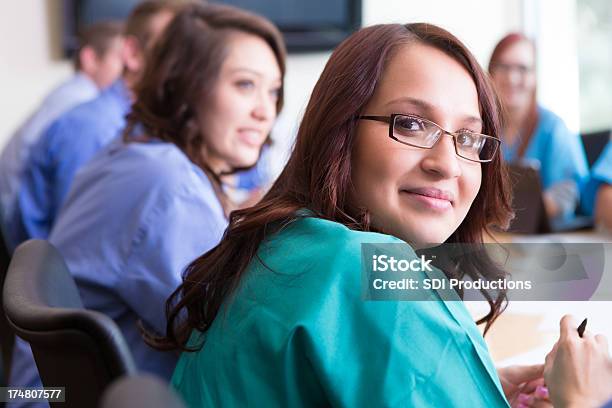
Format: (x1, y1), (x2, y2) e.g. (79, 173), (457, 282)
(150, 23), (552, 407)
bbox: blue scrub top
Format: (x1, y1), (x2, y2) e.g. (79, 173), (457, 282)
(581, 141), (612, 215)
(502, 106), (589, 219)
(9, 138), (228, 401)
(13, 79), (131, 247)
(0, 74), (99, 251)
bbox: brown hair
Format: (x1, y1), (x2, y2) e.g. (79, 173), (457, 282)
(488, 32), (539, 158)
(124, 3), (286, 209)
(150, 23), (513, 352)
(74, 21), (124, 70)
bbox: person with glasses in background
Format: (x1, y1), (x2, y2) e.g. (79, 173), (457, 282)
(0, 21), (124, 252)
(489, 33), (589, 228)
(150, 22), (561, 407)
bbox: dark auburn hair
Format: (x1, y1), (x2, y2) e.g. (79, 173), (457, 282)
(488, 32), (538, 158)
(148, 22), (514, 351)
(123, 2), (286, 207)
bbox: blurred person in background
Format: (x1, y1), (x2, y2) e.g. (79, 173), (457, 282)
(489, 33), (589, 228)
(581, 141), (612, 231)
(9, 0), (180, 250)
(6, 2), (181, 406)
(0, 21), (124, 252)
(50, 0), (284, 383)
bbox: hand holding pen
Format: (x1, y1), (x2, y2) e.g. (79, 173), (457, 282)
(544, 315), (612, 408)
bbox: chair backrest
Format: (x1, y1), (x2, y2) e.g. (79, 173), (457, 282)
(3, 240), (137, 408)
(0, 230), (13, 386)
(99, 374), (186, 408)
(581, 129), (611, 168)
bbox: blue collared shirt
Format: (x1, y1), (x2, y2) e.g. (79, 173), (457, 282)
(0, 73), (98, 251)
(10, 79), (131, 249)
(9, 138), (228, 397)
(581, 141), (612, 215)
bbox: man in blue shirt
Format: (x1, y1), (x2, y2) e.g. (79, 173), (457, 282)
(0, 21), (124, 251)
(7, 3), (179, 407)
(10, 1), (177, 249)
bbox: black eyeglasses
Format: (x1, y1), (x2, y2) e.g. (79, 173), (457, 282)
(358, 114), (500, 163)
(490, 62), (533, 76)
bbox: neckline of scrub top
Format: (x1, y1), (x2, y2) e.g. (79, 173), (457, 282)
(295, 208), (510, 406)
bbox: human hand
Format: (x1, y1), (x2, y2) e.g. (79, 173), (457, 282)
(544, 315), (612, 408)
(497, 364), (551, 407)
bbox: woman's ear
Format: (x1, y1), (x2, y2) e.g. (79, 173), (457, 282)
(78, 45), (99, 77)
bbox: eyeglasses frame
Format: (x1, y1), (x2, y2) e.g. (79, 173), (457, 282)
(358, 113), (500, 163)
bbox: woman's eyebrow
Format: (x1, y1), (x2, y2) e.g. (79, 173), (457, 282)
(228, 67), (282, 83)
(384, 96), (483, 127)
(228, 67), (262, 77)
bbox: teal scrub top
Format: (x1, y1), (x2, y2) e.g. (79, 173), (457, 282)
(171, 216), (510, 407)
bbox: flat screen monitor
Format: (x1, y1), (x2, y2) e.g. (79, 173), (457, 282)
(63, 0), (362, 54)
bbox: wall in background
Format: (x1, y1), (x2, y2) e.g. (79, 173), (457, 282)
(1, 0), (531, 177)
(524, 0), (580, 132)
(0, 1), (73, 149)
(269, 0), (525, 176)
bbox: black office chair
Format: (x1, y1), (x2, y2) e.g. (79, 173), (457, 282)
(581, 129), (610, 168)
(0, 230), (13, 388)
(99, 374), (185, 408)
(3, 240), (137, 408)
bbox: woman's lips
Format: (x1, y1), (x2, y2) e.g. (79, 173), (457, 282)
(237, 129), (265, 147)
(400, 187), (454, 211)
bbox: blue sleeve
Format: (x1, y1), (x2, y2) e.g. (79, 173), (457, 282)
(14, 122), (59, 244)
(115, 190), (226, 334)
(236, 145), (270, 190)
(16, 116), (110, 245)
(581, 142), (612, 215)
(50, 116), (113, 217)
(538, 117), (589, 190)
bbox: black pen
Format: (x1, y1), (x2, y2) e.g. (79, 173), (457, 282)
(577, 318), (588, 338)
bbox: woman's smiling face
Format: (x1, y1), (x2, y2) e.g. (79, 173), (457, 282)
(352, 42), (483, 247)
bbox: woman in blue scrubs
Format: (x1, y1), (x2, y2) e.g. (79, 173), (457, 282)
(489, 33), (589, 225)
(154, 23), (548, 407)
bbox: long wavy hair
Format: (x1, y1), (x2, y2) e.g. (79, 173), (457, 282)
(123, 3), (286, 209)
(148, 22), (514, 351)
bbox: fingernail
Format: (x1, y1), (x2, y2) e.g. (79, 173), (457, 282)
(517, 403), (528, 408)
(518, 393), (530, 404)
(535, 385), (549, 399)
